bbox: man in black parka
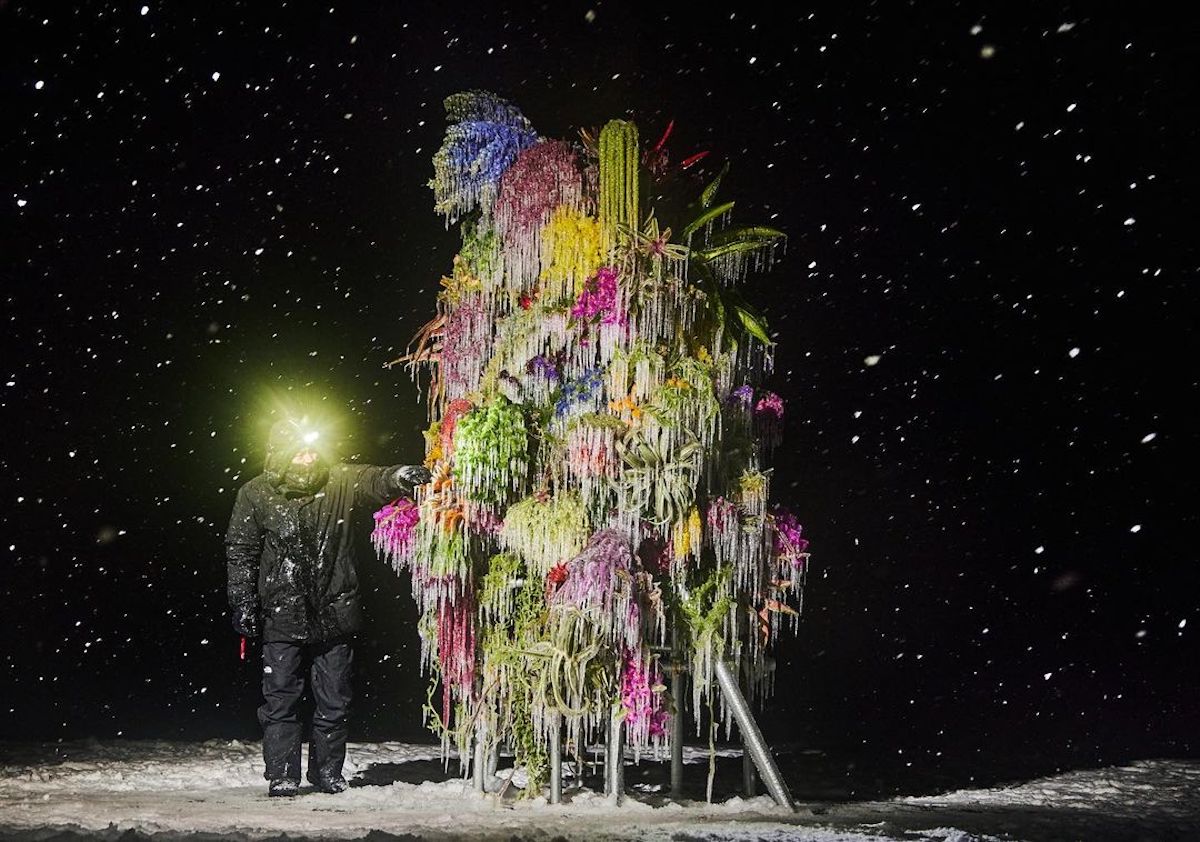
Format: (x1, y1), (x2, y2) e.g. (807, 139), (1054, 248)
(225, 417), (430, 797)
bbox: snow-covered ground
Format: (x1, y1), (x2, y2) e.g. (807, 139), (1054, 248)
(0, 740), (1196, 841)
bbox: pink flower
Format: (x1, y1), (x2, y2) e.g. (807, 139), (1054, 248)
(371, 497), (421, 562)
(570, 267), (619, 322)
(706, 496), (738, 534)
(754, 391), (785, 420)
(621, 650), (669, 739)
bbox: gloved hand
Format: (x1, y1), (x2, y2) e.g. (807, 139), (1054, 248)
(395, 464), (432, 486)
(231, 602), (260, 638)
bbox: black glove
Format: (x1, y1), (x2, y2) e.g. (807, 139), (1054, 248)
(231, 602), (260, 638)
(395, 464), (432, 486)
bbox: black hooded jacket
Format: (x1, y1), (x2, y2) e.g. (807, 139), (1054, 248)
(225, 462), (416, 642)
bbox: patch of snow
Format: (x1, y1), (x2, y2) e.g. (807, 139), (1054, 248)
(0, 741), (1195, 841)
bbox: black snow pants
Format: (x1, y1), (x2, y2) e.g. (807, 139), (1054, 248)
(259, 638), (354, 783)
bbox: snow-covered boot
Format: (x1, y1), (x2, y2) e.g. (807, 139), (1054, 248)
(308, 773), (349, 794)
(268, 778), (300, 797)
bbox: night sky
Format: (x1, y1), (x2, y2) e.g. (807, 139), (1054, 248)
(2, 0), (1196, 794)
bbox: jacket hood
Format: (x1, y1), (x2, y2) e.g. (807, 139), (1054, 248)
(264, 418), (330, 492)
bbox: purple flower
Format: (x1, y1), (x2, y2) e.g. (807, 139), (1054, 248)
(371, 497), (421, 562)
(770, 505), (810, 569)
(553, 528), (634, 614)
(730, 384), (755, 407)
(527, 354), (559, 380)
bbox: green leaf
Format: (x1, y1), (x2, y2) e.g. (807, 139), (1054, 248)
(725, 288), (773, 346)
(706, 225), (786, 246)
(681, 201), (735, 240)
(700, 161), (730, 209)
(734, 304), (773, 346)
(693, 226), (786, 264)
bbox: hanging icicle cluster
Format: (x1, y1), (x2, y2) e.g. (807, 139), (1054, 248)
(382, 90), (811, 798)
(372, 497), (421, 573)
(495, 141), (585, 294)
(450, 397), (529, 506)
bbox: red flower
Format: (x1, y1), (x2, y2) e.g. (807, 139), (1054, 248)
(547, 562), (568, 587)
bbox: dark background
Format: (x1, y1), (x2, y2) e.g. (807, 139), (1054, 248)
(2, 0), (1196, 797)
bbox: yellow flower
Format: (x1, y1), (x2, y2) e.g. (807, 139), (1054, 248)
(672, 507), (702, 560)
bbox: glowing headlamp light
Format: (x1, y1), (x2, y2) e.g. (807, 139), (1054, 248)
(302, 430), (320, 444)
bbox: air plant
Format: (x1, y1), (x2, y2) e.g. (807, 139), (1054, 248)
(614, 428), (703, 527)
(499, 491), (590, 578)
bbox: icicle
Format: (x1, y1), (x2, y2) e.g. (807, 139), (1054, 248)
(440, 292), (494, 401)
(565, 416), (620, 519)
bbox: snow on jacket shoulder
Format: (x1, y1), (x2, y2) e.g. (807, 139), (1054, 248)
(224, 463), (413, 642)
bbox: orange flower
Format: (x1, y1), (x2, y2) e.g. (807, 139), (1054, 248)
(608, 394), (643, 422)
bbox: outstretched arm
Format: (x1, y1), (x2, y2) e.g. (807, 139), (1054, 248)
(352, 463), (432, 508)
(225, 484), (263, 635)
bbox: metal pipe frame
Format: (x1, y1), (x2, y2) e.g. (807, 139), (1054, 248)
(473, 720), (487, 792)
(670, 660), (685, 798)
(713, 659), (795, 811)
(549, 714), (563, 804)
(605, 710), (624, 804)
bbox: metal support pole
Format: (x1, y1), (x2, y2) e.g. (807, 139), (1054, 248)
(602, 736), (610, 796)
(741, 658), (758, 796)
(605, 710), (624, 804)
(549, 714), (563, 804)
(473, 720), (487, 792)
(486, 741), (499, 780)
(713, 659), (794, 811)
(670, 660), (685, 798)
(742, 743), (758, 796)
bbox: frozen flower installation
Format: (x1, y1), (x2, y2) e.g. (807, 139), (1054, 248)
(383, 90), (810, 797)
